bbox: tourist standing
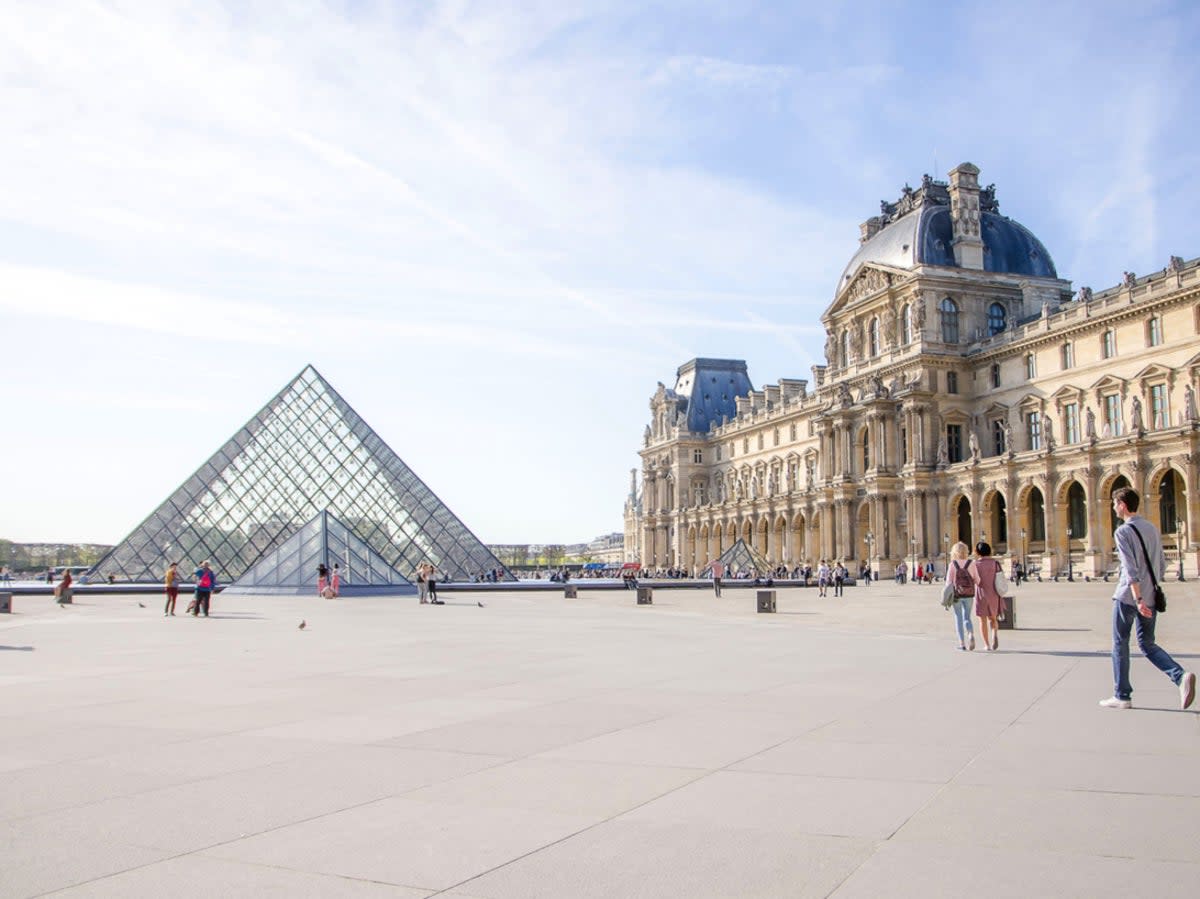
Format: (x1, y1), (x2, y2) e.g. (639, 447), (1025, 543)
(1101, 487), (1195, 710)
(832, 561), (846, 597)
(946, 542), (976, 651)
(414, 563), (429, 603)
(427, 565), (442, 604)
(816, 559), (830, 597)
(970, 542), (1003, 650)
(702, 558), (725, 597)
(54, 569), (74, 605)
(164, 561), (179, 616)
(193, 560), (215, 617)
(317, 563), (329, 597)
(330, 563), (341, 598)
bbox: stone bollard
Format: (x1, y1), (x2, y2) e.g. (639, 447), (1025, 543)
(999, 595), (1016, 629)
(756, 590), (776, 613)
(636, 586), (653, 605)
(564, 585), (578, 599)
(0, 592), (11, 614)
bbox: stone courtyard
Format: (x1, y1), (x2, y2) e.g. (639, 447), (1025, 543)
(2, 580), (1197, 897)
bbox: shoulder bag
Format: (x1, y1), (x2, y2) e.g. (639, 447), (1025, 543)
(1126, 523), (1166, 613)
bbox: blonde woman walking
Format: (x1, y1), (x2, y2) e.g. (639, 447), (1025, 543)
(946, 542), (976, 651)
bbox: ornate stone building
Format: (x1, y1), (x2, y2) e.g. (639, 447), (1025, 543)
(626, 163), (1200, 579)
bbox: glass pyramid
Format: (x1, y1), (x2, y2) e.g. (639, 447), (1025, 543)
(226, 510), (414, 595)
(701, 538), (772, 578)
(90, 365), (514, 585)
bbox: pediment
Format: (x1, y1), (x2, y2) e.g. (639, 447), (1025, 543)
(827, 263), (909, 317)
(1050, 384), (1085, 401)
(1088, 373), (1127, 392)
(1132, 362), (1173, 381)
(982, 401), (1010, 417)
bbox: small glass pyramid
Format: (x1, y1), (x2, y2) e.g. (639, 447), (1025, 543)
(226, 510), (414, 595)
(701, 538), (772, 578)
(90, 365), (513, 585)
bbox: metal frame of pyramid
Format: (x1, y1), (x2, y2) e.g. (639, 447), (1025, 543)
(224, 510), (415, 595)
(89, 365), (514, 585)
(701, 538), (772, 578)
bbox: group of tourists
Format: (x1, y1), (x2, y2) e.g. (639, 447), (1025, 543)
(413, 562), (442, 604)
(316, 563), (342, 599)
(161, 560), (215, 617)
(937, 487), (1194, 711)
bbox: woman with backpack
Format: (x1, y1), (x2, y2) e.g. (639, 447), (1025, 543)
(970, 541), (1004, 650)
(946, 542), (976, 651)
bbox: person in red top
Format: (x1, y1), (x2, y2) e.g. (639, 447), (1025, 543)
(702, 559), (725, 597)
(192, 561), (216, 617)
(54, 569), (74, 605)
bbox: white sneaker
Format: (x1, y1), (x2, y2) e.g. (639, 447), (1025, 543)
(1181, 672), (1196, 710)
(1099, 697), (1132, 709)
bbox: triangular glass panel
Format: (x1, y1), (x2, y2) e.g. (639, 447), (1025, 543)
(90, 365), (514, 585)
(226, 510), (415, 595)
(701, 538), (773, 578)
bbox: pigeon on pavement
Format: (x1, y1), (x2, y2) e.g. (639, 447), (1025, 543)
(298, 620), (307, 630)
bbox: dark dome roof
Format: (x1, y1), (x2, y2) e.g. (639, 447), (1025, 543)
(838, 205), (1057, 291)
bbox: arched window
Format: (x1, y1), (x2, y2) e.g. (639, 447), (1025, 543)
(987, 302), (1007, 335)
(1067, 482), (1087, 539)
(861, 429), (870, 471)
(869, 318), (880, 357)
(900, 304), (912, 344)
(940, 297), (959, 343)
(840, 331), (850, 368)
(1109, 475), (1130, 532)
(1029, 487), (1046, 541)
(1160, 471), (1181, 534)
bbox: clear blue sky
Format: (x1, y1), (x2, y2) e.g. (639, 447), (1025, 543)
(2, 1), (1197, 544)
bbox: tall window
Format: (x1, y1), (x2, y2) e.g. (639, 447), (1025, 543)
(773, 428), (780, 446)
(757, 433), (764, 450)
(1030, 487), (1046, 541)
(1147, 316), (1163, 347)
(862, 431), (870, 470)
(693, 449), (703, 463)
(990, 363), (1001, 389)
(1101, 329), (1116, 359)
(1067, 482), (1088, 539)
(988, 302), (1007, 335)
(901, 304), (912, 343)
(743, 437), (749, 453)
(1104, 394), (1123, 436)
(1027, 411), (1042, 451)
(1064, 402), (1080, 444)
(947, 371), (959, 394)
(992, 419), (1006, 455)
(1150, 383), (1168, 429)
(716, 445), (722, 461)
(940, 298), (960, 343)
(1160, 471), (1180, 534)
(789, 423), (797, 441)
(947, 424), (963, 463)
(900, 426), (908, 465)
(869, 318), (880, 357)
(1025, 353), (1037, 379)
(1061, 342), (1074, 369)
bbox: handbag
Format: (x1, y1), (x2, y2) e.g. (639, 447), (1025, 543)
(940, 580), (956, 609)
(1126, 523), (1167, 613)
(993, 564), (1012, 597)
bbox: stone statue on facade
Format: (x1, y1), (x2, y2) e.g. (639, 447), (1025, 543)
(838, 382), (853, 406)
(1123, 271), (1137, 288)
(805, 457), (815, 488)
(1168, 255), (1185, 273)
(1185, 384), (1198, 422)
(1130, 396), (1144, 433)
(1001, 419), (1013, 453)
(1042, 415), (1056, 450)
(824, 333), (835, 366)
(912, 295), (926, 329)
(849, 322), (864, 360)
(1086, 406), (1097, 441)
(1076, 286), (1093, 303)
(968, 431), (981, 462)
(643, 424), (651, 446)
(936, 436), (948, 467)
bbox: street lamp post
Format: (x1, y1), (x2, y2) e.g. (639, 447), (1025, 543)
(864, 530), (874, 580)
(1020, 527), (1027, 583)
(1066, 526), (1074, 582)
(910, 536), (917, 586)
(1177, 522), (1186, 582)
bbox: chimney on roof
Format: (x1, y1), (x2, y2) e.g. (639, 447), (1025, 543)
(947, 163), (984, 270)
(859, 216), (885, 244)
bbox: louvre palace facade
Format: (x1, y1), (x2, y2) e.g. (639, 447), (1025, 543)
(624, 163), (1200, 580)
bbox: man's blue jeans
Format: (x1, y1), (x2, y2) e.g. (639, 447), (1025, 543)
(1112, 600), (1184, 701)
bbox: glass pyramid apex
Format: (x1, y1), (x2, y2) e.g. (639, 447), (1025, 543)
(702, 538), (772, 578)
(90, 365), (513, 585)
(226, 509), (415, 595)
